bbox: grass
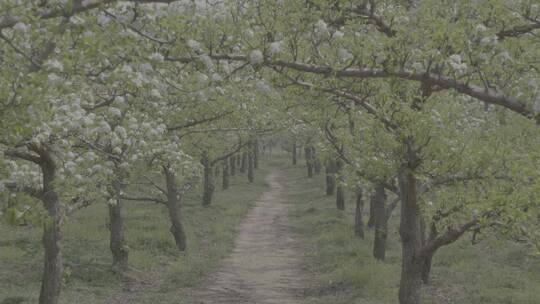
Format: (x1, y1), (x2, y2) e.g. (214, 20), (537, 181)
(2, 156), (538, 304)
(0, 159), (273, 304)
(280, 161), (540, 304)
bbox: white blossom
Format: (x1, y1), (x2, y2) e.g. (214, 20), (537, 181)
(200, 54), (214, 70)
(45, 59), (64, 72)
(13, 22), (28, 32)
(268, 41), (283, 56)
(475, 24), (487, 33)
(197, 73), (209, 84)
(211, 73), (222, 82)
(338, 48), (353, 61)
(480, 35), (497, 46)
(447, 54), (468, 74)
(332, 30), (344, 39)
(314, 20), (329, 36)
(187, 39), (202, 52)
(149, 52), (164, 62)
(97, 13), (110, 26)
(109, 107), (122, 117)
(249, 50), (264, 65)
(150, 89), (162, 98)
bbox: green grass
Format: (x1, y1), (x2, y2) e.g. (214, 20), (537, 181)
(281, 162), (540, 304)
(0, 160), (273, 304)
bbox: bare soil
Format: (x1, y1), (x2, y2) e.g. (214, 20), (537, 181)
(188, 169), (306, 304)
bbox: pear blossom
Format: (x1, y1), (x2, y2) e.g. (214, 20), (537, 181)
(13, 22), (28, 32)
(187, 39), (202, 52)
(249, 50), (264, 65)
(332, 30), (344, 39)
(149, 52), (164, 62)
(314, 20), (329, 36)
(268, 41), (283, 56)
(447, 54), (468, 74)
(45, 59), (64, 72)
(338, 48), (353, 61)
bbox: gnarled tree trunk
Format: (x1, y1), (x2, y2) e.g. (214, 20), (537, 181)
(368, 192), (376, 228)
(222, 158), (230, 190)
(230, 155), (236, 176)
(39, 155), (63, 304)
(398, 169), (424, 304)
(314, 154), (321, 175)
(305, 146), (314, 178)
(248, 148), (254, 183)
(163, 167), (187, 251)
(253, 138), (259, 169)
(336, 159), (345, 210)
(354, 187), (365, 238)
(240, 151), (247, 173)
(109, 178), (128, 271)
(292, 141), (297, 165)
(372, 184), (388, 260)
(202, 151), (215, 206)
(325, 159), (336, 196)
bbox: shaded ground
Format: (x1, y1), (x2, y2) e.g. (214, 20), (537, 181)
(187, 169), (306, 304)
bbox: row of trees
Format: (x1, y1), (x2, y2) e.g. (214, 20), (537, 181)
(1, 1), (539, 304)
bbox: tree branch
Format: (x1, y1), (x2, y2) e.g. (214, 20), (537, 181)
(168, 54), (533, 119)
(167, 110), (234, 131)
(120, 195), (166, 204)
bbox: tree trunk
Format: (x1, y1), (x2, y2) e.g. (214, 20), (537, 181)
(354, 187), (365, 238)
(164, 167), (187, 251)
(372, 184), (388, 260)
(305, 146), (314, 178)
(202, 152), (215, 206)
(108, 177), (128, 271)
(367, 192), (376, 228)
(421, 252), (434, 284)
(39, 158), (63, 304)
(336, 159), (345, 210)
(240, 151), (247, 173)
(248, 149), (254, 183)
(398, 170), (424, 304)
(253, 139), (259, 169)
(292, 142), (297, 165)
(325, 159), (336, 196)
(222, 159), (230, 190)
(230, 155), (236, 176)
(314, 150), (321, 175)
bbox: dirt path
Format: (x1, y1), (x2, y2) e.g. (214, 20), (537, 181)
(189, 169), (306, 304)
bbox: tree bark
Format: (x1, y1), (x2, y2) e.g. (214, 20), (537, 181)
(305, 146), (314, 178)
(230, 155), (236, 176)
(253, 138), (259, 169)
(421, 251), (434, 284)
(372, 184), (388, 260)
(163, 167), (187, 251)
(39, 154), (63, 304)
(367, 192), (376, 228)
(248, 148), (254, 183)
(314, 150), (321, 175)
(325, 159), (336, 196)
(202, 152), (215, 206)
(336, 159), (345, 210)
(109, 178), (129, 271)
(292, 141), (297, 165)
(222, 158), (230, 190)
(398, 170), (424, 304)
(240, 151), (247, 173)
(354, 187), (365, 238)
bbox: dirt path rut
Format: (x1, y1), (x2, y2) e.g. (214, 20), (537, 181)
(190, 169), (305, 304)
